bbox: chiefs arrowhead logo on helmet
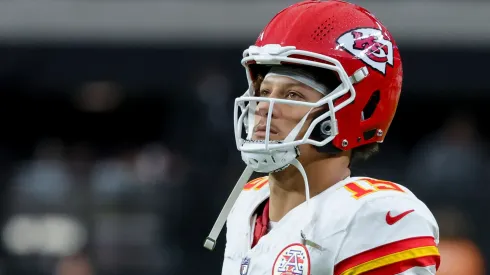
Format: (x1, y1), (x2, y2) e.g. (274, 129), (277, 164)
(337, 28), (394, 75)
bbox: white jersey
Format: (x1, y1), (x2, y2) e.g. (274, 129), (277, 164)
(222, 176), (440, 275)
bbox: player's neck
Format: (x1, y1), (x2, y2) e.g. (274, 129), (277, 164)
(267, 154), (350, 222)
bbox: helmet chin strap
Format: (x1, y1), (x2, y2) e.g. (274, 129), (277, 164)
(289, 158), (316, 247)
(203, 157), (313, 252)
(284, 109), (312, 143)
(289, 158), (311, 207)
(203, 165), (255, 251)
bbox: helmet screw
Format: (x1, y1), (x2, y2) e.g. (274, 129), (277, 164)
(377, 129), (383, 137)
(341, 139), (348, 147)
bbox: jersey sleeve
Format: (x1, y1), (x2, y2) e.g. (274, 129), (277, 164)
(333, 196), (440, 275)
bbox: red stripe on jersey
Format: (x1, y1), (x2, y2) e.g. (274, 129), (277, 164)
(334, 236), (437, 275)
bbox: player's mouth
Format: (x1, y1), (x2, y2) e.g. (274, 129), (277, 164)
(253, 125), (279, 139)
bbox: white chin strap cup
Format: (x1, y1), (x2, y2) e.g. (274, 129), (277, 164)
(240, 143), (299, 173)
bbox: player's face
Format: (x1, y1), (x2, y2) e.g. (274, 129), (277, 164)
(252, 75), (324, 141)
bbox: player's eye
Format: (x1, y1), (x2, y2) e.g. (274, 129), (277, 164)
(258, 89), (270, 97)
(286, 91), (304, 100)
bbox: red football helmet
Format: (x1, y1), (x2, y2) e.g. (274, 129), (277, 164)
(233, 0), (402, 172)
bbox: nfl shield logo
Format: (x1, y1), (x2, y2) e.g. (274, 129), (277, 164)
(240, 257), (250, 275)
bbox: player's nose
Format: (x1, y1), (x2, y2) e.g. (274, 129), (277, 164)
(256, 100), (282, 118)
(255, 89), (284, 118)
(255, 100), (270, 117)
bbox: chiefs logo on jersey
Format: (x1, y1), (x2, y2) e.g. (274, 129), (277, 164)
(337, 27), (394, 74)
(272, 243), (311, 275)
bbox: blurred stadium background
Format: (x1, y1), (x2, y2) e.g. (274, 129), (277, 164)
(0, 0), (488, 274)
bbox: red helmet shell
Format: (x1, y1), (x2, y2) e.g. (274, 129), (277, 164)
(251, 0), (403, 150)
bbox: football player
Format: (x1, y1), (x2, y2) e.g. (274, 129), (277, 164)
(204, 1), (440, 274)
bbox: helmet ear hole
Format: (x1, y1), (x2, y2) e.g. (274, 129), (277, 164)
(362, 129), (377, 140)
(361, 90), (380, 121)
(360, 90), (381, 141)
